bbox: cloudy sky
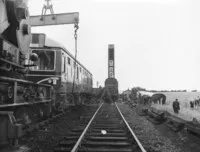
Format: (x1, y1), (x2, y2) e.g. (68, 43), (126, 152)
(29, 0), (200, 92)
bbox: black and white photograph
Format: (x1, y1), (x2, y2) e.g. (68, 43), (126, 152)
(0, 0), (200, 151)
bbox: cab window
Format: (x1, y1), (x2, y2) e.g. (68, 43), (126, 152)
(31, 49), (55, 71)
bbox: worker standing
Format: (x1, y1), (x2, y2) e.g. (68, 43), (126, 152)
(173, 99), (180, 114)
(190, 101), (194, 109)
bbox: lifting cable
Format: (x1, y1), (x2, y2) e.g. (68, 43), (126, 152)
(72, 24), (79, 94)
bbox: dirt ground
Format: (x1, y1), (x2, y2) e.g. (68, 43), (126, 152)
(118, 102), (200, 152)
(2, 103), (200, 152)
(0, 104), (98, 152)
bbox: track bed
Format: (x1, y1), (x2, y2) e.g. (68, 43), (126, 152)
(68, 103), (145, 152)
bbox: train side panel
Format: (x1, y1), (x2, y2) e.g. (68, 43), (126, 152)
(27, 45), (93, 106)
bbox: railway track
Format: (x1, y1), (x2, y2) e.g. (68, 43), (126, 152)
(17, 105), (98, 152)
(54, 103), (146, 152)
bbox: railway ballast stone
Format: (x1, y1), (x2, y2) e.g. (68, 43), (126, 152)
(118, 103), (181, 152)
(18, 105), (98, 152)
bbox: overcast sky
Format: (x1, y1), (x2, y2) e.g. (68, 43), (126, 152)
(29, 0), (200, 92)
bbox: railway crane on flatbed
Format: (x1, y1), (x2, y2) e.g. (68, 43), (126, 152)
(0, 0), (80, 147)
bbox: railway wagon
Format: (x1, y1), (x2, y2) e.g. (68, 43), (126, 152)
(103, 44), (118, 103)
(0, 0), (52, 146)
(27, 33), (93, 109)
(104, 77), (118, 102)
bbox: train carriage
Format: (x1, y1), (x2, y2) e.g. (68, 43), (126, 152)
(104, 77), (118, 102)
(26, 33), (93, 108)
(0, 0), (53, 146)
(0, 0), (92, 146)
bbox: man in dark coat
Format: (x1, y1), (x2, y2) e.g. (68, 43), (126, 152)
(173, 99), (180, 114)
(190, 101), (194, 109)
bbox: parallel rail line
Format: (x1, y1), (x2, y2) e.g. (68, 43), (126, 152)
(55, 102), (146, 152)
(21, 105), (98, 152)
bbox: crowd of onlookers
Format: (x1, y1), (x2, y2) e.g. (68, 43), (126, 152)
(121, 92), (200, 115)
(172, 97), (200, 114)
(189, 98), (200, 108)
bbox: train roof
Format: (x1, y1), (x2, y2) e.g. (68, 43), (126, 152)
(30, 33), (92, 76)
(139, 91), (154, 97)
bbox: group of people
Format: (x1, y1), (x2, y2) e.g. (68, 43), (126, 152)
(172, 97), (200, 114)
(190, 98), (200, 108)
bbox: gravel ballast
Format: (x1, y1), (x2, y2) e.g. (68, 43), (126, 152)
(0, 105), (98, 152)
(118, 103), (182, 152)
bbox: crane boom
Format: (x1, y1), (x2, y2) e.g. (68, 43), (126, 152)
(30, 12), (79, 26)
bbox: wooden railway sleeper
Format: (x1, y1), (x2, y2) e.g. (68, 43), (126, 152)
(71, 103), (146, 152)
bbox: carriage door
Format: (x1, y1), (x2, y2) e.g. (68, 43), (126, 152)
(61, 53), (67, 83)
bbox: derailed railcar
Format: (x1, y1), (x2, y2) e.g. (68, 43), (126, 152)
(27, 33), (93, 109)
(0, 0), (52, 146)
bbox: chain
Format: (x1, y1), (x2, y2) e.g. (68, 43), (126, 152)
(72, 24), (79, 94)
(74, 24), (79, 40)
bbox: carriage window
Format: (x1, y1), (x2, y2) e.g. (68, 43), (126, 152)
(77, 67), (79, 79)
(68, 57), (71, 65)
(31, 50), (55, 71)
(62, 56), (66, 72)
(74, 61), (76, 68)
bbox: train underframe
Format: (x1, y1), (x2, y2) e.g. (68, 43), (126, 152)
(52, 90), (94, 111)
(0, 76), (52, 146)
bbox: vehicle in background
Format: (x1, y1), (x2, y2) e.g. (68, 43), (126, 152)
(27, 33), (93, 110)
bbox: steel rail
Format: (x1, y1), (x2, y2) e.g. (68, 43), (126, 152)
(115, 102), (146, 152)
(71, 102), (104, 152)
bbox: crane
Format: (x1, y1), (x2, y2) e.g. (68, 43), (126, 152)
(30, 0), (79, 26)
(29, 0), (79, 93)
(0, 0), (80, 147)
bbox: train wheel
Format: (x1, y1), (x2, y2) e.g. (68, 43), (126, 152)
(40, 103), (51, 119)
(23, 87), (30, 101)
(50, 87), (56, 106)
(0, 92), (3, 104)
(41, 87), (47, 99)
(7, 85), (14, 103)
(63, 93), (69, 110)
(37, 87), (47, 100)
(67, 94), (73, 105)
(29, 105), (41, 123)
(14, 107), (31, 124)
